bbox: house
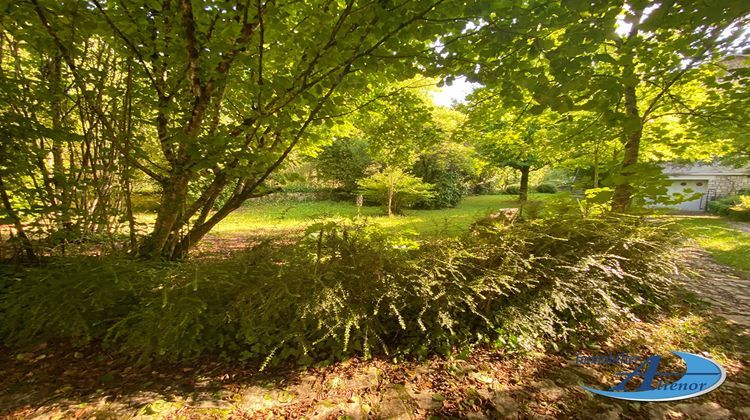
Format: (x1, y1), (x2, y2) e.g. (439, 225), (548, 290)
(661, 161), (750, 211)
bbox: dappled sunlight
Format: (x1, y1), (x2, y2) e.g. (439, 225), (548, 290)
(137, 194), (544, 240)
(2, 0), (748, 416)
(674, 218), (750, 274)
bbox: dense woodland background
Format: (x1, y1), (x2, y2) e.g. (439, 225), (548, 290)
(1, 0), (748, 260)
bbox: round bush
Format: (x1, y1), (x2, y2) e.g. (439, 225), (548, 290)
(535, 183), (557, 194)
(415, 171), (465, 209)
(504, 185), (521, 195)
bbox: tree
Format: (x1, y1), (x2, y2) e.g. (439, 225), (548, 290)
(11, 0), (471, 258)
(355, 87), (440, 169)
(0, 11), (140, 252)
(313, 82), (462, 205)
(461, 90), (568, 202)
(443, 0), (750, 211)
(411, 141), (476, 208)
(358, 167), (434, 216)
(412, 106), (480, 207)
(313, 137), (372, 195)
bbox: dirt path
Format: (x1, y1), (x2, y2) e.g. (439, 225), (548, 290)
(676, 245), (750, 335)
(728, 221), (750, 236)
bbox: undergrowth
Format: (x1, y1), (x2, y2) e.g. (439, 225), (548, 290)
(0, 208), (682, 369)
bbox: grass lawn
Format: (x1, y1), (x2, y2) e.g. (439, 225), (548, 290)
(673, 216), (750, 274)
(139, 193), (560, 238)
(212, 193), (560, 236)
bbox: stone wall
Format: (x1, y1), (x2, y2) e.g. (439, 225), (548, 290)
(710, 175), (750, 197)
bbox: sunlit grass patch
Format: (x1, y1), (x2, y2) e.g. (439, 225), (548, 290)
(673, 217), (750, 274)
(137, 194), (559, 239)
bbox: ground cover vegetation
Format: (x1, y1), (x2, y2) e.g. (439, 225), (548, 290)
(707, 189), (750, 221)
(1, 0), (750, 415)
(1, 202), (681, 368)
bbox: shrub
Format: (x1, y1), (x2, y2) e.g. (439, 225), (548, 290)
(472, 181), (499, 195)
(411, 145), (474, 208)
(358, 167), (434, 215)
(314, 138), (372, 193)
(415, 171), (465, 209)
(503, 185), (520, 195)
(534, 183), (557, 194)
(0, 212), (681, 367)
(130, 192), (161, 212)
(708, 195), (750, 220)
(730, 195), (750, 221)
(707, 199), (732, 216)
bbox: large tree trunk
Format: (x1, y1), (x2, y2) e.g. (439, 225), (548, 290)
(611, 12), (643, 213)
(518, 166), (530, 202)
(611, 83), (642, 212)
(137, 172), (190, 258)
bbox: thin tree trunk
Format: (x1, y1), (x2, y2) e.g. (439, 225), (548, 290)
(49, 53), (70, 230)
(123, 59), (137, 252)
(0, 175), (35, 259)
(519, 166), (530, 202)
(593, 143), (600, 188)
(387, 185), (394, 216)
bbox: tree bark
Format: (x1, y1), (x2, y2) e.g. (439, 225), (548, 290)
(611, 84), (642, 212)
(123, 60), (137, 253)
(611, 8), (643, 213)
(387, 185), (394, 216)
(519, 165), (530, 202)
(593, 143), (600, 188)
(138, 172), (190, 258)
(0, 175), (36, 260)
(49, 53), (70, 230)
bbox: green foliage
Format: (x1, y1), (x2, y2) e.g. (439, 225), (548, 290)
(356, 88), (441, 168)
(461, 94), (560, 173)
(130, 192), (161, 213)
(707, 195), (750, 221)
(534, 183), (557, 194)
(503, 185), (521, 195)
(447, 1), (749, 211)
(314, 138), (372, 194)
(420, 171), (465, 209)
(707, 198), (733, 215)
(410, 141), (479, 209)
(1, 0), (475, 258)
(1, 209), (680, 365)
(357, 168), (435, 215)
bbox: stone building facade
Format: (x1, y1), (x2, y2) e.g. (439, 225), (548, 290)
(709, 174), (750, 197)
(661, 162), (750, 211)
